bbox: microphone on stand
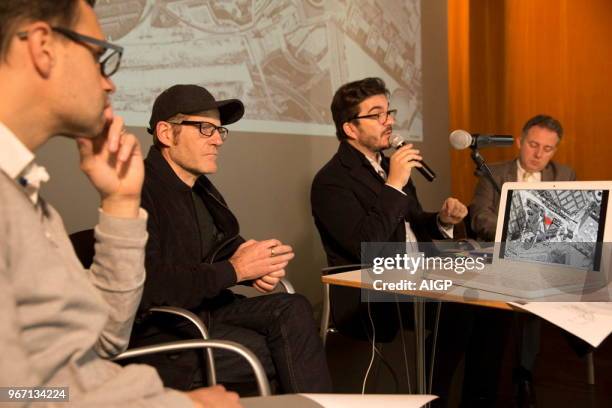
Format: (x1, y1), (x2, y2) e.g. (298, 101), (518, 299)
(449, 129), (514, 150)
(389, 134), (436, 182)
(449, 130), (507, 194)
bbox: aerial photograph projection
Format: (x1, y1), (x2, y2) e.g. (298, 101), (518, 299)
(95, 0), (423, 138)
(503, 189), (605, 270)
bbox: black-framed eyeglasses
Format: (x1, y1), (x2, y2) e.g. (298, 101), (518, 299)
(168, 120), (229, 141)
(351, 109), (397, 125)
(16, 26), (123, 78)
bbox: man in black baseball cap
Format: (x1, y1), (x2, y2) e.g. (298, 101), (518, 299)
(147, 84), (245, 135)
(131, 84), (332, 394)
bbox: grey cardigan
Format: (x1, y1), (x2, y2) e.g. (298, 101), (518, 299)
(0, 172), (191, 407)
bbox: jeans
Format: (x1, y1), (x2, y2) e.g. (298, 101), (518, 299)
(208, 292), (332, 393)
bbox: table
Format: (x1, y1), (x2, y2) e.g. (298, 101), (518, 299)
(322, 269), (513, 395)
(321, 269), (612, 394)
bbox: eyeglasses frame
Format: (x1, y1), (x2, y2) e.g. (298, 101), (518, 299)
(16, 25), (124, 78)
(350, 109), (398, 125)
(167, 120), (229, 141)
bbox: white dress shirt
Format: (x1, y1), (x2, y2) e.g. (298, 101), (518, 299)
(516, 159), (542, 183)
(0, 121), (49, 204)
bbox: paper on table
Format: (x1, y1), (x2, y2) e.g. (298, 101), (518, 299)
(300, 394), (438, 408)
(509, 302), (612, 347)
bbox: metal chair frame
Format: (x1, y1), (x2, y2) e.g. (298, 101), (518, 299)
(113, 339), (271, 396)
(69, 228), (294, 391)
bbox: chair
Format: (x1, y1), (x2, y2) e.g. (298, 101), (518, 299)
(69, 228), (294, 391)
(112, 339), (271, 396)
(321, 263), (443, 394)
(320, 263), (419, 354)
(320, 264), (364, 347)
(320, 263), (416, 345)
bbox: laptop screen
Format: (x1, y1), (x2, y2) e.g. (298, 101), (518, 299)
(500, 189), (609, 271)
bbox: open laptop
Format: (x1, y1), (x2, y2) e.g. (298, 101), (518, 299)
(433, 181), (612, 299)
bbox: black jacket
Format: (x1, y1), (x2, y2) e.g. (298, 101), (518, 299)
(128, 146), (245, 389)
(311, 141), (444, 267)
(310, 142), (445, 341)
(139, 146), (244, 314)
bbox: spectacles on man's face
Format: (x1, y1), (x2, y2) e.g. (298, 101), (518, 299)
(16, 26), (123, 78)
(168, 120), (229, 141)
(351, 109), (397, 125)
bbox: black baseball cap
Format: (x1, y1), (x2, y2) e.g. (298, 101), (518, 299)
(147, 84), (245, 134)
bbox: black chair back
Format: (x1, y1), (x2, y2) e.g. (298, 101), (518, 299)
(69, 229), (95, 268)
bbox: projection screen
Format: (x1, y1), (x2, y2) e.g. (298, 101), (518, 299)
(96, 0), (422, 140)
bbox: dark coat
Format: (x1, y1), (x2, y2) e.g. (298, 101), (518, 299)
(311, 141), (444, 267)
(128, 146), (245, 389)
(310, 141), (444, 341)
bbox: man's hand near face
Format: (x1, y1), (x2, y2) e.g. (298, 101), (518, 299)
(386, 143), (423, 190)
(77, 116), (144, 218)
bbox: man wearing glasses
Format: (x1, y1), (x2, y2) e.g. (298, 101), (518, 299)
(310, 77), (480, 407)
(134, 84), (331, 394)
(311, 77), (467, 268)
(0, 1), (239, 407)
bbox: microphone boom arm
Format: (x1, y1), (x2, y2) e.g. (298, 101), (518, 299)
(470, 147), (501, 194)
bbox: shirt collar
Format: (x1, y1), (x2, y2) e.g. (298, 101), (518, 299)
(516, 159), (541, 182)
(365, 152), (383, 168)
(516, 159), (532, 174)
(365, 152), (386, 176)
(0, 121), (49, 204)
(0, 121), (34, 179)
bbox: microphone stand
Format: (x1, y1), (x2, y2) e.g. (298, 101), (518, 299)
(470, 147), (501, 194)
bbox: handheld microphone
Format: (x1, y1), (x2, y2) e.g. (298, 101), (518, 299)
(389, 134), (436, 182)
(449, 129), (514, 150)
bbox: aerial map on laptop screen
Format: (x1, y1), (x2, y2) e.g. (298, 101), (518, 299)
(501, 189), (609, 271)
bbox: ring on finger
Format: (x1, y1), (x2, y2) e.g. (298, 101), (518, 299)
(270, 247), (276, 257)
